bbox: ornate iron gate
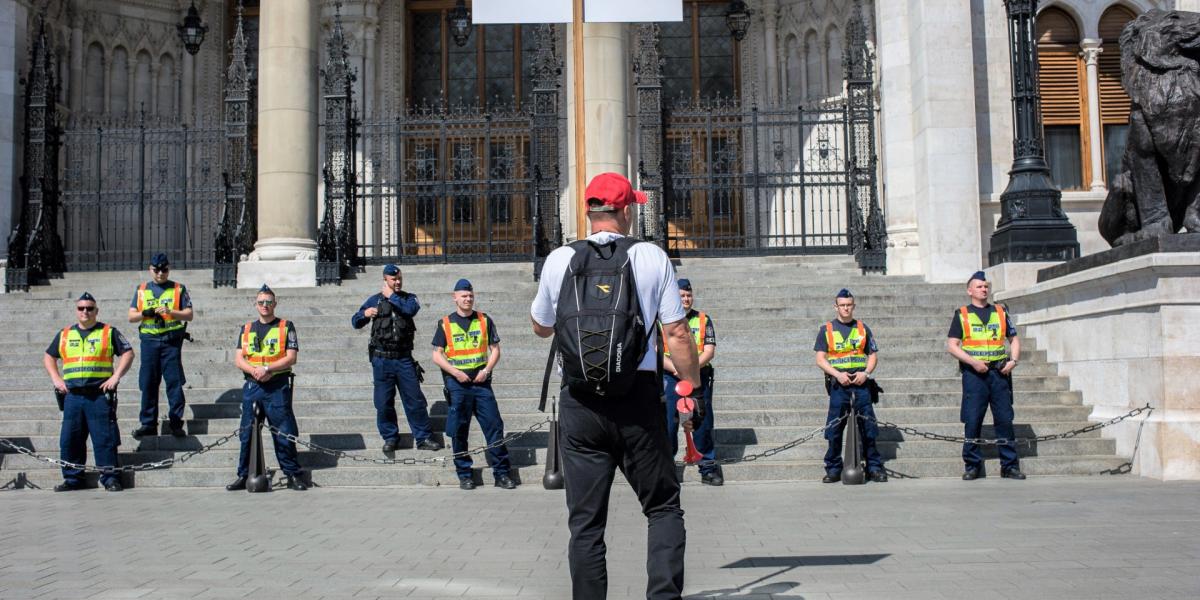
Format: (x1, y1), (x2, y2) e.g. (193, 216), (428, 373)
(633, 6), (885, 270)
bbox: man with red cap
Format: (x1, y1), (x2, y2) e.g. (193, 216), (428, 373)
(531, 172), (701, 600)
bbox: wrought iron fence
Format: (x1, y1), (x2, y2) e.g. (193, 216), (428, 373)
(59, 114), (226, 271)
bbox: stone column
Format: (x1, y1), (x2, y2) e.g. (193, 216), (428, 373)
(1172, 0), (1200, 11)
(238, 0), (319, 288)
(0, 0), (18, 267)
(762, 0), (779, 104)
(877, 0), (983, 282)
(566, 22), (629, 239)
(126, 61), (135, 118)
(103, 49), (111, 113)
(68, 21), (82, 113)
(1081, 40), (1105, 191)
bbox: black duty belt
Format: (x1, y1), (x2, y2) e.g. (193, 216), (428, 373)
(65, 385), (105, 396)
(371, 350), (412, 360)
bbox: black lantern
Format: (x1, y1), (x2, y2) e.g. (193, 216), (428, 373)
(177, 0), (208, 56)
(448, 0), (472, 48)
(725, 1), (751, 42)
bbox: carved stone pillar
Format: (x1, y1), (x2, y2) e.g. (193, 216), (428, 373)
(1081, 40), (1105, 191)
(762, 0), (779, 105)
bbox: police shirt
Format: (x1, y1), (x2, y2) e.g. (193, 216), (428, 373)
(681, 309), (717, 374)
(45, 323), (133, 389)
(431, 311), (500, 378)
(351, 291), (420, 329)
(235, 319), (299, 354)
(946, 304), (1017, 369)
(813, 319), (878, 373)
(129, 281), (193, 339)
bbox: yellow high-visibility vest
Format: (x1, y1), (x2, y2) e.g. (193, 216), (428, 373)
(959, 305), (1009, 363)
(136, 282), (184, 335)
(59, 325), (114, 381)
(441, 313), (489, 371)
(242, 319), (291, 378)
(824, 320), (868, 372)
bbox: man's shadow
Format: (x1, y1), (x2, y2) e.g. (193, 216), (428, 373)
(685, 554), (889, 599)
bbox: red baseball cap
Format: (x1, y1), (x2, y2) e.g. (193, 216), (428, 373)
(585, 172), (648, 212)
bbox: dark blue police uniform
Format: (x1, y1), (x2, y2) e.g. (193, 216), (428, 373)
(234, 319), (302, 478)
(431, 312), (511, 483)
(814, 319), (884, 477)
(352, 291), (435, 447)
(46, 324), (132, 488)
(130, 280), (191, 434)
(663, 309), (718, 476)
(948, 304), (1020, 476)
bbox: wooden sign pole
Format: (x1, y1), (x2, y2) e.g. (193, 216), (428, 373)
(572, 0), (587, 239)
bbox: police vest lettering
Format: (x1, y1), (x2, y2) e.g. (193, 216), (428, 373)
(661, 312), (709, 357)
(442, 313), (489, 371)
(242, 320), (290, 378)
(958, 305), (1009, 363)
(824, 321), (868, 371)
(136, 282), (184, 336)
(59, 325), (114, 381)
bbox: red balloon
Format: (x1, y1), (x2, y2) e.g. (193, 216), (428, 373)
(674, 380), (694, 397)
(675, 397), (695, 414)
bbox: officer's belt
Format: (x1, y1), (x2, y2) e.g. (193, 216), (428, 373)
(371, 349), (412, 360)
(66, 385), (105, 396)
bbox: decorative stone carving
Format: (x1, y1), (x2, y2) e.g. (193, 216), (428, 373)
(1099, 10), (1200, 246)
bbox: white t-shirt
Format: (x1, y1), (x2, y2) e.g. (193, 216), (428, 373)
(531, 231), (686, 372)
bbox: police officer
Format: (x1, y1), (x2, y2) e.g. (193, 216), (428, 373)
(662, 278), (722, 486)
(947, 271), (1024, 481)
(430, 279), (517, 490)
(226, 285), (306, 491)
(128, 253), (193, 438)
(43, 293), (134, 491)
(531, 172), (700, 599)
(351, 264), (441, 453)
(815, 289), (886, 483)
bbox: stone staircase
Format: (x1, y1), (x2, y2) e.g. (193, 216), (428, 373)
(0, 256), (1128, 488)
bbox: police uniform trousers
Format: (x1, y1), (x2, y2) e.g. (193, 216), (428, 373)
(443, 376), (511, 480)
(663, 369), (718, 476)
(960, 367), (1019, 473)
(371, 355), (433, 444)
(237, 376), (302, 477)
(823, 380), (884, 475)
(138, 334), (187, 429)
(60, 387), (120, 487)
(559, 371), (685, 600)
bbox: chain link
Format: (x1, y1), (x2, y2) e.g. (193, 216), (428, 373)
(857, 404), (1154, 447)
(0, 427), (245, 474)
(266, 417), (553, 466)
(679, 413), (849, 468)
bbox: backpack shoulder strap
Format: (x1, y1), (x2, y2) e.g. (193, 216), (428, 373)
(539, 331), (558, 412)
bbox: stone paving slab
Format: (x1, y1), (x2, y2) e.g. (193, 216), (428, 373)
(0, 477), (1198, 599)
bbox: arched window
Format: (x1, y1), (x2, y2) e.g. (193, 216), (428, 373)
(111, 47), (129, 116)
(157, 54), (176, 117)
(84, 43), (104, 114)
(784, 34), (800, 103)
(804, 31), (822, 100)
(1098, 5), (1136, 185)
(134, 51), (152, 116)
(826, 27), (843, 97)
(657, 0), (739, 105)
(1036, 7), (1084, 190)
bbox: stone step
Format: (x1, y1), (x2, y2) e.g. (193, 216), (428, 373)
(0, 455), (1129, 489)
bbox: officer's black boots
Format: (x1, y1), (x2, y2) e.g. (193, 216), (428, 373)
(285, 474), (307, 491)
(822, 472), (841, 483)
(104, 481), (123, 492)
(1001, 468), (1026, 480)
(962, 468), (980, 481)
(494, 475), (518, 489)
(132, 425), (157, 439)
(459, 478), (477, 490)
(416, 438), (443, 451)
(225, 476), (248, 491)
(53, 482), (85, 492)
(169, 424), (186, 438)
(382, 439), (398, 453)
(868, 470), (888, 483)
(701, 472), (724, 486)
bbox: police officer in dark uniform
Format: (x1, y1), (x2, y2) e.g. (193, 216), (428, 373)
(430, 279), (517, 490)
(351, 264), (441, 453)
(227, 285), (306, 491)
(128, 253), (193, 438)
(662, 278), (723, 486)
(43, 292), (135, 491)
(947, 271), (1024, 481)
(815, 289), (886, 483)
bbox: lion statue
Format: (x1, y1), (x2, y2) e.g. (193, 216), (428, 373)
(1098, 9), (1200, 247)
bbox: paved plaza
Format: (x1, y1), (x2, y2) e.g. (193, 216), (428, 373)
(0, 476), (1198, 599)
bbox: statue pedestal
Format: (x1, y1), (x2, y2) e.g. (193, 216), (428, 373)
(996, 234), (1200, 480)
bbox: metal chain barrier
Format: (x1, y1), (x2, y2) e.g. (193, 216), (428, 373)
(0, 427), (245, 474)
(857, 404), (1154, 447)
(679, 413), (849, 468)
(265, 417), (553, 466)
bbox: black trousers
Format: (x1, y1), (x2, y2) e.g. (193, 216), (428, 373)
(559, 372), (686, 600)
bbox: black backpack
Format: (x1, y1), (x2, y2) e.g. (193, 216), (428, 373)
(550, 237), (649, 399)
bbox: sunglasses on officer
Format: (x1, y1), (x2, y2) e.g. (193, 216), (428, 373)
(76, 305), (97, 312)
(151, 266), (169, 274)
(255, 299), (275, 306)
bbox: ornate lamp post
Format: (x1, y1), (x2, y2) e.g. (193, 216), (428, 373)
(448, 0), (472, 47)
(989, 0), (1079, 265)
(177, 0), (208, 56)
(725, 1), (751, 41)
